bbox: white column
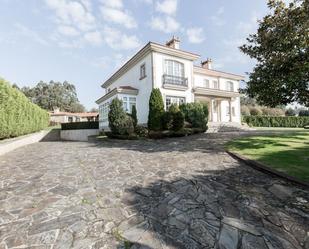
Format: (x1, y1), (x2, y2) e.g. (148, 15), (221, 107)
(209, 99), (213, 122)
(229, 98), (232, 122)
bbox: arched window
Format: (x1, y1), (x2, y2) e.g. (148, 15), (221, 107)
(226, 81), (234, 91)
(164, 60), (184, 77)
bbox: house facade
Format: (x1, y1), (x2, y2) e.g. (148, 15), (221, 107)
(96, 37), (244, 130)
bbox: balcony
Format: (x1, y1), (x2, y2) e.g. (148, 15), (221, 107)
(162, 74), (188, 91)
(193, 86), (240, 98)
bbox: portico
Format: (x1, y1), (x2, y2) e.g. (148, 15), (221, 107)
(193, 87), (240, 123)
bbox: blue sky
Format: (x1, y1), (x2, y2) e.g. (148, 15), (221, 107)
(0, 0), (277, 110)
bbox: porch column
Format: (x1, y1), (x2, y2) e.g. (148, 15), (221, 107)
(228, 98), (232, 122)
(209, 98), (213, 122)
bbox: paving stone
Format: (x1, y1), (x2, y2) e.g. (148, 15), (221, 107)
(218, 224), (239, 249)
(0, 133), (308, 248)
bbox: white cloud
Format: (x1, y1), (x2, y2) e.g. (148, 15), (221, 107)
(100, 6), (137, 29)
(44, 0), (96, 31)
(101, 0), (123, 9)
(210, 7), (225, 26)
(57, 25), (80, 36)
(15, 23), (49, 46)
(103, 26), (141, 50)
(84, 31), (102, 45)
(156, 0), (178, 16)
(186, 27), (205, 44)
(150, 16), (180, 33)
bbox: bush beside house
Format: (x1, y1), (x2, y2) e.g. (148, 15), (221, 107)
(108, 98), (134, 137)
(147, 88), (165, 131)
(106, 89), (208, 140)
(243, 116), (309, 128)
(0, 78), (49, 139)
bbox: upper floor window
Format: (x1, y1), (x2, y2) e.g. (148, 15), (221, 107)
(164, 60), (184, 77)
(213, 80), (219, 89)
(140, 64), (146, 79)
(203, 79), (210, 88)
(226, 81), (234, 91)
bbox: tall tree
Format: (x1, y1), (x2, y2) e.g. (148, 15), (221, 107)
(21, 81), (85, 112)
(240, 0), (309, 107)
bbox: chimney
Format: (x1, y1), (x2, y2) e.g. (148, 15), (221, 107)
(201, 58), (212, 69)
(166, 36), (180, 49)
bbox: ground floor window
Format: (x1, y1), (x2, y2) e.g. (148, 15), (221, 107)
(166, 96), (185, 110)
(99, 102), (110, 122)
(122, 96), (136, 113)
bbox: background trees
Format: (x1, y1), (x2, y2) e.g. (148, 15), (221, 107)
(240, 0), (309, 107)
(19, 81), (85, 112)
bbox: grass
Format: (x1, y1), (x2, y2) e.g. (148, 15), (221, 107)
(226, 132), (309, 182)
(253, 127), (306, 131)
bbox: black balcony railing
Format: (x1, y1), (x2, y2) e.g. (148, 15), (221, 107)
(163, 74), (188, 86)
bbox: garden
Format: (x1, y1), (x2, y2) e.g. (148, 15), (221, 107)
(226, 132), (309, 183)
(104, 88), (208, 139)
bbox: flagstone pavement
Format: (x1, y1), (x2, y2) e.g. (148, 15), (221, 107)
(0, 133), (308, 249)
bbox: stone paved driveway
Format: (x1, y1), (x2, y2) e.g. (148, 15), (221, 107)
(0, 133), (308, 249)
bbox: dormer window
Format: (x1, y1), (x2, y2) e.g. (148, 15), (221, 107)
(140, 63), (146, 79)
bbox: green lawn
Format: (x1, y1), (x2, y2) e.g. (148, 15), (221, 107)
(226, 132), (309, 182)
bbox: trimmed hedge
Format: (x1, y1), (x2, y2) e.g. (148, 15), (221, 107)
(61, 121), (99, 130)
(0, 79), (49, 139)
(242, 116), (309, 127)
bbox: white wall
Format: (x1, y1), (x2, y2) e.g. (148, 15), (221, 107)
(99, 53), (153, 128)
(153, 52), (194, 109)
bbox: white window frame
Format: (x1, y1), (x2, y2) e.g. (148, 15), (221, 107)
(164, 60), (185, 77)
(165, 96), (186, 110)
(140, 63), (146, 79)
(99, 101), (110, 122)
(226, 81), (234, 92)
(213, 80), (219, 89)
(122, 96), (136, 113)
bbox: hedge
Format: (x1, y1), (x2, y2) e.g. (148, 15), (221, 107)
(61, 121), (99, 130)
(0, 79), (49, 139)
(242, 116), (309, 127)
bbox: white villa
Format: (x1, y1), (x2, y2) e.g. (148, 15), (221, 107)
(96, 37), (244, 130)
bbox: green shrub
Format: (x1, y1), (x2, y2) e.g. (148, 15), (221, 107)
(241, 106), (250, 116)
(162, 104), (184, 131)
(162, 111), (173, 130)
(0, 78), (49, 139)
(61, 121), (98, 130)
(108, 98), (134, 135)
(299, 110), (309, 116)
(135, 125), (148, 137)
(242, 116), (309, 127)
(179, 103), (208, 130)
(148, 88), (164, 131)
(249, 106), (263, 116)
(285, 108), (296, 116)
(171, 111), (184, 131)
(131, 105), (138, 128)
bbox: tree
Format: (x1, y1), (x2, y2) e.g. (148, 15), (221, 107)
(20, 80), (85, 112)
(108, 98), (134, 135)
(148, 88), (164, 131)
(89, 107), (98, 112)
(131, 105), (138, 128)
(240, 0), (309, 107)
